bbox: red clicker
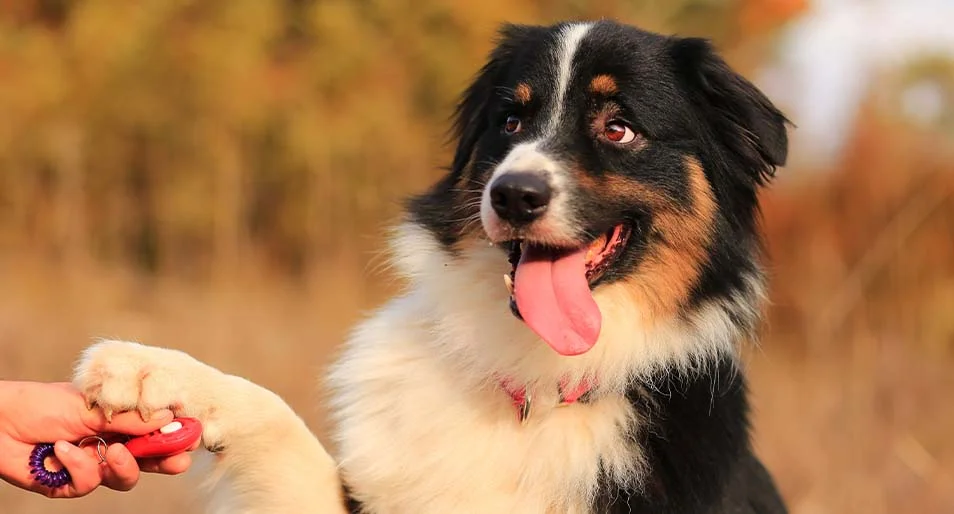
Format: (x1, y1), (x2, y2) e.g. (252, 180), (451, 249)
(124, 417), (203, 458)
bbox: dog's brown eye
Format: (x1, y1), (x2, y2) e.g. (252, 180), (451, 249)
(604, 120), (636, 144)
(503, 115), (522, 134)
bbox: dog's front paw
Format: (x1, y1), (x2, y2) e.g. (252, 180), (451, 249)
(73, 339), (227, 450)
(74, 340), (345, 513)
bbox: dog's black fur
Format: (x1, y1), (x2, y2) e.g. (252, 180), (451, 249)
(593, 359), (786, 513)
(349, 20), (789, 513)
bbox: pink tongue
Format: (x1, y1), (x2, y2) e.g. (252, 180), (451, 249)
(513, 245), (602, 356)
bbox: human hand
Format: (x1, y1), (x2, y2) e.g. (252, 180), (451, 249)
(0, 381), (195, 498)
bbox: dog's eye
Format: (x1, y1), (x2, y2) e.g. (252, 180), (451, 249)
(604, 120), (637, 144)
(503, 115), (522, 135)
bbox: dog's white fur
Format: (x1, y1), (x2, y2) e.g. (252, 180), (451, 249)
(546, 23), (593, 136)
(72, 222), (758, 513)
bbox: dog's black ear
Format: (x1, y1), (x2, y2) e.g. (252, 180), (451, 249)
(670, 37), (789, 185)
(450, 24), (535, 174)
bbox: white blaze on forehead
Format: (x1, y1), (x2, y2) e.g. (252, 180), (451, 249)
(543, 22), (594, 136)
(479, 23), (593, 244)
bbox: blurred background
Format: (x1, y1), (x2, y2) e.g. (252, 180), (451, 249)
(1, 0), (952, 512)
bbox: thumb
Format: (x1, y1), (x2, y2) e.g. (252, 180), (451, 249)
(53, 440), (103, 497)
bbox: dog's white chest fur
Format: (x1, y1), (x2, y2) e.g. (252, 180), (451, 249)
(329, 293), (640, 514)
(327, 224), (748, 513)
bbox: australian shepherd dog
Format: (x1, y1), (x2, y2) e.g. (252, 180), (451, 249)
(72, 19), (790, 513)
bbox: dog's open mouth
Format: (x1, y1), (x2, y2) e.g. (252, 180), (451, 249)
(502, 224), (631, 356)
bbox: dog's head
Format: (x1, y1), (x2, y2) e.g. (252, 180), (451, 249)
(408, 21), (788, 357)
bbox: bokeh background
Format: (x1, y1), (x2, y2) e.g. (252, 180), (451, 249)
(1, 0), (952, 512)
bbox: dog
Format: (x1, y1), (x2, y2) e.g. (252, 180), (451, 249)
(72, 20), (790, 513)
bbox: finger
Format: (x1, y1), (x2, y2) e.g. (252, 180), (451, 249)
(84, 408), (175, 435)
(101, 443), (140, 491)
(138, 452), (192, 475)
(53, 440), (103, 497)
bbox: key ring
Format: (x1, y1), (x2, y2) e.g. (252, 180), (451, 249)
(77, 436), (109, 464)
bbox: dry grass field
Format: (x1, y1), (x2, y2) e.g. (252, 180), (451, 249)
(3, 119), (954, 513)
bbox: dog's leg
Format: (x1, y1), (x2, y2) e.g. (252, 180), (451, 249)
(73, 340), (346, 514)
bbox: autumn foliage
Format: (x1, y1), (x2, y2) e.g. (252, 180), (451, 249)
(0, 0), (803, 276)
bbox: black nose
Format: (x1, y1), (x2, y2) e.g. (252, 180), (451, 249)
(489, 173), (552, 225)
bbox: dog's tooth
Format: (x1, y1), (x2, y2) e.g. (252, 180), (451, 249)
(504, 274), (514, 294)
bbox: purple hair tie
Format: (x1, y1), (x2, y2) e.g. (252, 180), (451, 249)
(28, 436), (108, 488)
(28, 443), (72, 488)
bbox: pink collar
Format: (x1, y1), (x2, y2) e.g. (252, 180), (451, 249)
(497, 376), (596, 424)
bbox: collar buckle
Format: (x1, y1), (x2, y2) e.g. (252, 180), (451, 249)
(517, 390), (532, 424)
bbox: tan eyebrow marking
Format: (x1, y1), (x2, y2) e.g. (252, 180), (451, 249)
(514, 83), (532, 104)
(589, 74), (618, 96)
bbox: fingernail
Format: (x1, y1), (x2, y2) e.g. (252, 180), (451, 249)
(55, 440), (71, 454)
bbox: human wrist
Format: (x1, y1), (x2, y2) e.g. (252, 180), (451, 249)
(0, 381), (35, 433)
(0, 382), (21, 458)
(0, 380), (14, 414)
(0, 381), (19, 431)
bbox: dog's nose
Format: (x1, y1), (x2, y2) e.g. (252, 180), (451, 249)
(489, 173), (552, 225)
